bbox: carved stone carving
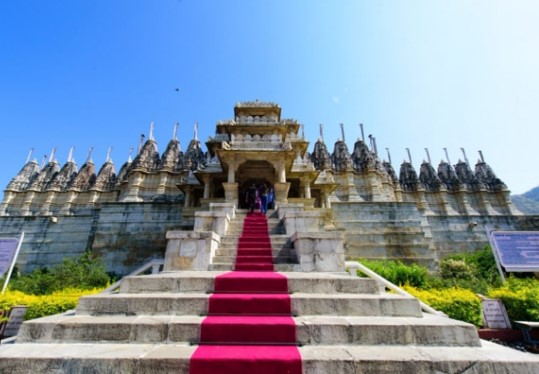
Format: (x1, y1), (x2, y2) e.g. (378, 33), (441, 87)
(331, 141), (353, 172)
(475, 162), (506, 192)
(399, 162), (419, 192)
(94, 161), (116, 190)
(131, 140), (160, 172)
(311, 140), (332, 171)
(437, 162), (461, 191)
(69, 161), (96, 190)
(419, 162), (442, 192)
(455, 161), (484, 191)
(6, 161), (41, 191)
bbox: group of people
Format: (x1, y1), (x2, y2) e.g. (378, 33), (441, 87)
(246, 183), (274, 214)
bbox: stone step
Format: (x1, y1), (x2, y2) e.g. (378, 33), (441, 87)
(211, 255), (298, 264)
(119, 272), (379, 295)
(2, 342), (538, 374)
(214, 248), (295, 257)
(209, 263), (300, 272)
(18, 313), (480, 347)
(76, 293), (422, 318)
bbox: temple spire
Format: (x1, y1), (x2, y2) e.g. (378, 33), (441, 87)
(319, 124), (324, 141)
(424, 148), (431, 164)
(386, 148), (392, 164)
(194, 122), (198, 141)
(25, 148), (34, 164)
(359, 123), (365, 142)
(128, 147), (134, 163)
(443, 148), (451, 165)
(301, 124), (305, 139)
(49, 147), (57, 164)
(173, 122), (179, 141)
(406, 148), (413, 164)
(86, 147), (94, 163)
(478, 150), (485, 163)
(67, 146), (75, 163)
(340, 123), (345, 142)
(106, 146), (113, 163)
(40, 154), (47, 169)
(149, 122), (155, 141)
(460, 148), (469, 165)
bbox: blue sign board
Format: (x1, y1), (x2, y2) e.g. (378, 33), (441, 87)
(490, 231), (539, 272)
(0, 238), (19, 277)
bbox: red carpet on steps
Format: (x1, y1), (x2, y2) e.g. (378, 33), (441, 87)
(189, 213), (302, 374)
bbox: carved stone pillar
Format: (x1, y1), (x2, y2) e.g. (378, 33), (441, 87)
(223, 182), (238, 205)
(201, 175), (211, 199)
(274, 182), (290, 205)
(227, 161), (236, 183)
(304, 181), (311, 199)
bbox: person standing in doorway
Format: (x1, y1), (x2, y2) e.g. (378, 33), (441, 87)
(246, 184), (258, 213)
(260, 183), (269, 214)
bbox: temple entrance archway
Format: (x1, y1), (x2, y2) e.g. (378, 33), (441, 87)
(237, 160), (275, 209)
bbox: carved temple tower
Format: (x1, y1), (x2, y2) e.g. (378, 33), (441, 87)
(0, 100), (531, 274)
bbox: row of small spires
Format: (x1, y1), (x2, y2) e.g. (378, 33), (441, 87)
(6, 127), (505, 193)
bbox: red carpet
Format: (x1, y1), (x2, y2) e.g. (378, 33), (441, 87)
(190, 213), (302, 374)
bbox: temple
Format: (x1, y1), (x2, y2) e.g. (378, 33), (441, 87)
(0, 100), (531, 274)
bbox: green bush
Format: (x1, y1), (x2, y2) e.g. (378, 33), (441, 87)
(8, 252), (111, 295)
(0, 288), (104, 320)
(487, 277), (539, 322)
(359, 259), (428, 288)
(404, 285), (483, 326)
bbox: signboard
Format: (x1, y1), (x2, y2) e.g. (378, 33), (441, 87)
(1, 306), (27, 338)
(482, 299), (511, 329)
(490, 231), (539, 272)
(0, 238), (19, 277)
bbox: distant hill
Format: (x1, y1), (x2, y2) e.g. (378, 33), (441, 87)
(511, 186), (539, 215)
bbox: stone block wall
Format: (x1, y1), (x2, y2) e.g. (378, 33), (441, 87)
(0, 203), (184, 276)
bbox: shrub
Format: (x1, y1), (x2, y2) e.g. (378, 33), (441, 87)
(487, 277), (539, 322)
(0, 288), (103, 320)
(8, 252), (111, 295)
(358, 259), (428, 288)
(404, 285), (483, 326)
(440, 259), (474, 280)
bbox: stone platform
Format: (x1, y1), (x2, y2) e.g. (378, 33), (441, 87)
(1, 271), (539, 373)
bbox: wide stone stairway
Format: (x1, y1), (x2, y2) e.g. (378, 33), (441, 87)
(1, 212), (539, 373)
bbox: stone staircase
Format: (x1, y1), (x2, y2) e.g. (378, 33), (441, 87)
(1, 211), (539, 373)
(210, 209), (299, 271)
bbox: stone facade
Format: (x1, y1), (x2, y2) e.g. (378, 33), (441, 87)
(0, 101), (533, 274)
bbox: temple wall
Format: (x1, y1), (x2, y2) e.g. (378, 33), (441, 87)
(0, 203), (184, 276)
(331, 201), (535, 269)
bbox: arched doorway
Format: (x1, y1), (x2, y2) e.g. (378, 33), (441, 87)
(237, 160), (275, 209)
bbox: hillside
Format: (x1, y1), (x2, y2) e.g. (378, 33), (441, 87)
(511, 185), (539, 215)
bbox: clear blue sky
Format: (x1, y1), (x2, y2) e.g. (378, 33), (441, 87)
(1, 1), (538, 195)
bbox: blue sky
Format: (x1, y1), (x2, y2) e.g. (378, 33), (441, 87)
(1, 1), (538, 195)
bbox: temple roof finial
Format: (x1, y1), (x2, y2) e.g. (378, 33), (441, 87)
(149, 122), (155, 141)
(86, 147), (94, 163)
(319, 124), (324, 142)
(194, 122), (198, 141)
(49, 147), (57, 163)
(406, 148), (413, 164)
(67, 146), (75, 163)
(424, 148), (431, 164)
(128, 147), (134, 163)
(106, 146), (113, 163)
(340, 123), (345, 143)
(478, 150), (485, 163)
(173, 122), (179, 141)
(460, 148), (469, 165)
(359, 123), (365, 142)
(443, 148), (451, 165)
(26, 148), (34, 164)
(386, 148), (392, 164)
